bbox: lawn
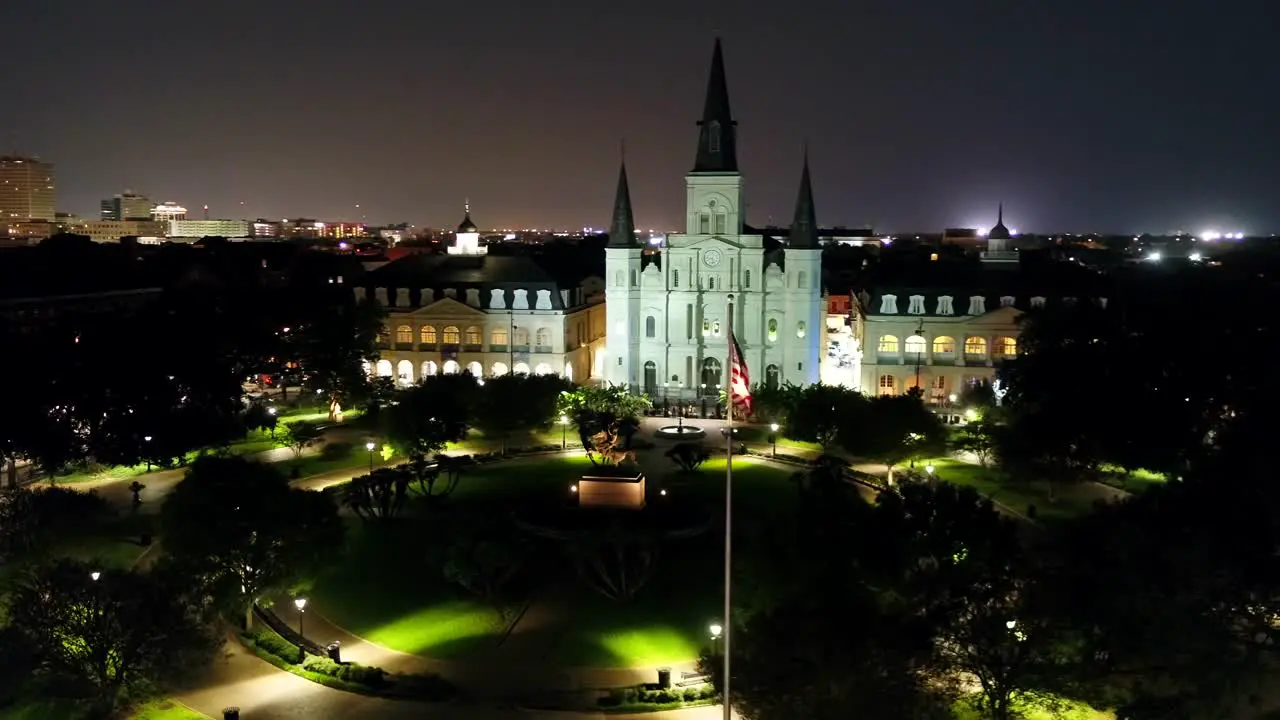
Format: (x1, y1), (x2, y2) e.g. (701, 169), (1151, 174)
(0, 697), (207, 720)
(953, 694), (1113, 719)
(926, 459), (1106, 523)
(310, 454), (800, 668)
(733, 425), (823, 455)
(1098, 464), (1168, 493)
(127, 699), (209, 719)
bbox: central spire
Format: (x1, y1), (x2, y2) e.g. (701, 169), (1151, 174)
(607, 148), (637, 248)
(692, 38), (738, 173)
(788, 148), (819, 249)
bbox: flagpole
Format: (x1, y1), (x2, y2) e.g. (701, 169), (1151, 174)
(723, 294), (734, 720)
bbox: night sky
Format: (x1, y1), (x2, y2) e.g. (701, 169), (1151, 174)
(3, 1), (1275, 234)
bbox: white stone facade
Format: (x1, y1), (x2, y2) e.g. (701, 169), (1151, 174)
(603, 169), (823, 400)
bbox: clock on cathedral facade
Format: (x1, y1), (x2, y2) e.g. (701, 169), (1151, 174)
(602, 39), (824, 402)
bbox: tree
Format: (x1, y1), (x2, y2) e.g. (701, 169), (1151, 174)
(242, 402), (279, 439)
(572, 522), (659, 602)
(849, 393), (946, 483)
(665, 442), (711, 473)
(784, 384), (865, 451)
(749, 380), (804, 424)
(443, 517), (527, 609)
(7, 558), (216, 709)
(558, 385), (651, 468)
(280, 295), (385, 422)
(160, 456), (344, 628)
(283, 420), (324, 458)
(382, 377), (474, 469)
(472, 373), (570, 454)
(952, 418), (1000, 467)
(342, 466), (412, 522)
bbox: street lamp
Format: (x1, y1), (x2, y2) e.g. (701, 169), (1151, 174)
(769, 422), (780, 457)
(365, 441), (376, 471)
(143, 436), (153, 471)
(709, 622), (723, 655)
(948, 393), (957, 405)
(559, 414), (569, 450)
(90, 571), (101, 582)
(294, 597), (308, 638)
(267, 406), (277, 417)
(925, 464), (935, 482)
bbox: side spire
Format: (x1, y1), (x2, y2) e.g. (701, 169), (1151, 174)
(988, 201), (1011, 240)
(693, 38), (738, 173)
(607, 149), (637, 248)
(788, 149), (819, 249)
(457, 198), (477, 233)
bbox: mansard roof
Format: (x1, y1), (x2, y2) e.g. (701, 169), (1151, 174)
(365, 253), (566, 288)
(857, 257), (1109, 316)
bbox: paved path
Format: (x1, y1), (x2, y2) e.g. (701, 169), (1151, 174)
(177, 640), (730, 720)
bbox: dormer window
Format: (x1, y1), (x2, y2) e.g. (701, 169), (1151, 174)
(1000, 295), (1016, 308)
(967, 296), (986, 315)
(936, 296), (954, 315)
(907, 295), (925, 315)
(1030, 296), (1046, 309)
(879, 294), (898, 314)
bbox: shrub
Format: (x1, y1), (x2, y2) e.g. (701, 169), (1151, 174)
(302, 654), (386, 688)
(320, 442), (353, 461)
(248, 628), (299, 662)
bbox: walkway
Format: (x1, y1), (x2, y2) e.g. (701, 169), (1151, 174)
(177, 639), (728, 720)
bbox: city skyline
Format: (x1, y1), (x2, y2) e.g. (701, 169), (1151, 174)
(3, 1), (1276, 234)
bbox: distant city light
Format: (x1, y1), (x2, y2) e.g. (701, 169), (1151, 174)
(1146, 252), (1162, 262)
(1189, 252), (1203, 262)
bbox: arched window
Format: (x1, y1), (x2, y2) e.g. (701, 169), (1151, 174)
(563, 364), (573, 381)
(878, 335), (899, 354)
(491, 362), (509, 376)
(702, 318), (711, 337)
(744, 269), (752, 288)
(645, 316), (656, 338)
(464, 326), (482, 346)
(672, 269), (680, 288)
(491, 327), (508, 347)
(534, 363), (553, 376)
(442, 326), (461, 345)
(466, 361), (483, 377)
(442, 360), (460, 375)
(932, 336), (956, 354)
(765, 364), (780, 390)
(396, 360), (414, 386)
(701, 357), (723, 393)
(534, 327), (550, 348)
(614, 270), (623, 286)
(712, 320), (721, 337)
(643, 361), (657, 393)
(714, 211), (727, 235)
(707, 277), (716, 290)
(395, 325), (412, 344)
(767, 318), (778, 343)
(905, 335), (926, 355)
(421, 360), (438, 377)
(964, 337), (988, 356)
(796, 321), (807, 339)
(798, 271), (808, 289)
(878, 374), (897, 396)
(420, 325), (437, 345)
(513, 362), (530, 375)
(708, 121), (721, 153)
(513, 327), (529, 347)
(375, 359), (393, 377)
(630, 269), (638, 287)
(996, 336), (1017, 357)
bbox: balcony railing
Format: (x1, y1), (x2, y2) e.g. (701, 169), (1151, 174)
(534, 345), (553, 354)
(394, 342), (414, 351)
(490, 343), (508, 353)
(463, 344), (482, 353)
(419, 342), (437, 351)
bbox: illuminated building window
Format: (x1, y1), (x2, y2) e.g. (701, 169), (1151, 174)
(878, 375), (897, 396)
(395, 325), (412, 344)
(796, 321), (806, 339)
(877, 335), (898, 354)
(905, 335), (926, 356)
(964, 336), (988, 356)
(465, 326), (482, 346)
(996, 337), (1017, 357)
(535, 328), (550, 348)
(442, 326), (461, 345)
(767, 318), (778, 343)
(491, 327), (507, 347)
(932, 336), (955, 354)
(702, 319), (711, 337)
(712, 320), (721, 337)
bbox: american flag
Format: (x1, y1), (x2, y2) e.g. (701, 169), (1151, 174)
(728, 327), (752, 417)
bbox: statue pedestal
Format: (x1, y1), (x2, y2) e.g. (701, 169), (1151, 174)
(578, 472), (646, 510)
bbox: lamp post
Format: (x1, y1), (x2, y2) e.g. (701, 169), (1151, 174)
(925, 464), (935, 483)
(709, 622), (723, 656)
(143, 435), (153, 471)
(294, 597), (308, 638)
(90, 570), (100, 582)
(769, 422), (779, 457)
(365, 441), (376, 472)
(559, 414), (569, 450)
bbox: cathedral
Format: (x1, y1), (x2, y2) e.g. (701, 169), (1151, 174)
(604, 40), (824, 400)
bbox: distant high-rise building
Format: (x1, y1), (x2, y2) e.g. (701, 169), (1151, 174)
(0, 156), (56, 221)
(150, 202), (187, 222)
(100, 190), (153, 221)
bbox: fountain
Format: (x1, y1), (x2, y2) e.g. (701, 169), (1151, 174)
(655, 416), (707, 440)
